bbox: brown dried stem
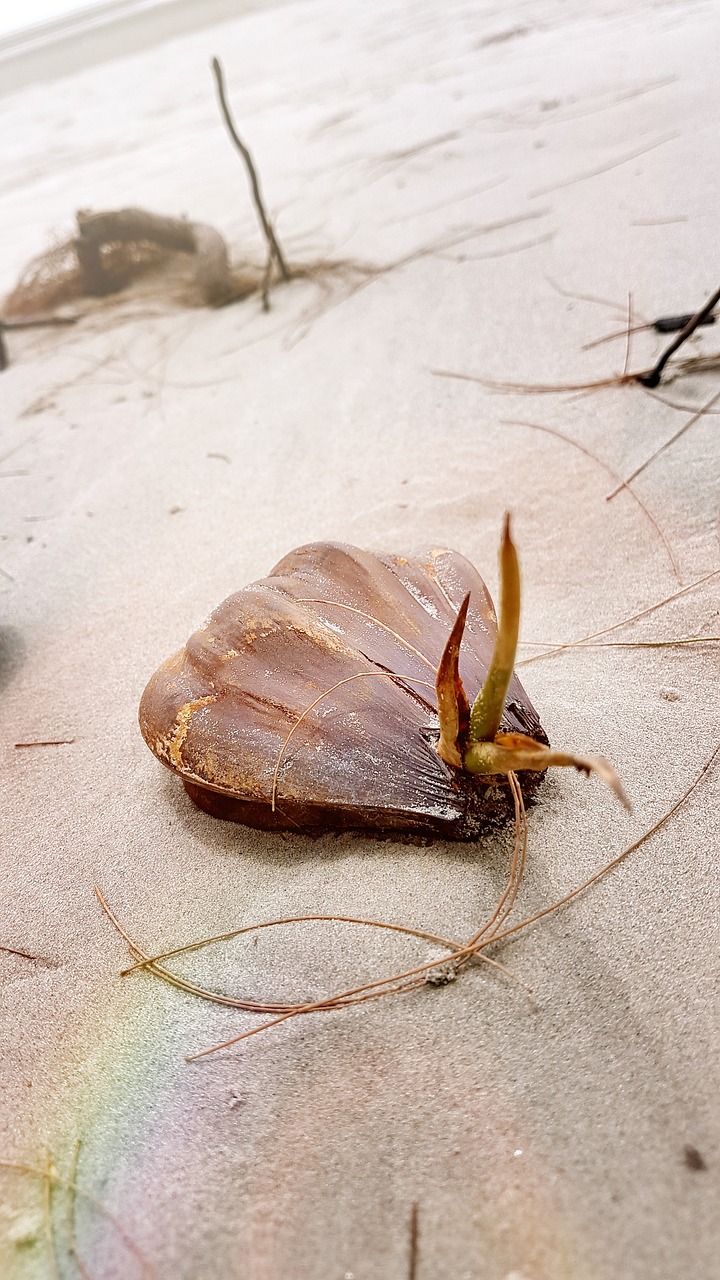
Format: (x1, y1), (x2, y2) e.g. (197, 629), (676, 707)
(431, 351), (720, 394)
(211, 56), (290, 285)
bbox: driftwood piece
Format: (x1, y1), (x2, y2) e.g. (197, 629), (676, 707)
(75, 208), (233, 305)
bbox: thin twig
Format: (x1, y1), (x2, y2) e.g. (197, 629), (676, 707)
(14, 738), (75, 749)
(211, 57), (290, 280)
(0, 944), (41, 960)
(408, 1202), (419, 1280)
(638, 282), (720, 387)
(486, 743), (720, 947)
(606, 388), (720, 499)
(519, 635), (719, 651)
(99, 741), (718, 1059)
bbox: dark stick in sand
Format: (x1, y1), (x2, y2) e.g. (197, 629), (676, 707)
(638, 282), (720, 387)
(211, 56), (290, 285)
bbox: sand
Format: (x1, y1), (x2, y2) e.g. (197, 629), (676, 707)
(1, 0), (718, 1276)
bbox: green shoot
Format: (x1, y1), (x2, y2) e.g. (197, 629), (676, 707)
(468, 512), (520, 743)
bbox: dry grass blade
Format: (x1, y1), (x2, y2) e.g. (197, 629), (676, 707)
(517, 569), (720, 667)
(606, 387), (720, 499)
(196, 737), (717, 1052)
(0, 1161), (156, 1278)
(520, 635), (719, 651)
(639, 386), (720, 415)
(100, 741), (718, 1058)
(185, 776), (531, 1059)
(582, 321), (654, 351)
(501, 418), (681, 582)
(486, 741), (720, 948)
(463, 771), (528, 950)
(430, 352), (720, 395)
(100, 888), (527, 1006)
(119, 913), (492, 978)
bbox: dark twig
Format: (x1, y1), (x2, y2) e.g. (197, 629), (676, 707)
(14, 739), (75, 749)
(211, 57), (290, 283)
(638, 282), (720, 386)
(408, 1202), (419, 1280)
(0, 944), (41, 960)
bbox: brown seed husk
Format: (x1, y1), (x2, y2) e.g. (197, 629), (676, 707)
(139, 542), (548, 838)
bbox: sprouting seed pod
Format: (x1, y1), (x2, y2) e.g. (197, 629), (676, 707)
(139, 540), (549, 839)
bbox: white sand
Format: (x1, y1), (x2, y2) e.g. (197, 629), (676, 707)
(1, 1), (718, 1277)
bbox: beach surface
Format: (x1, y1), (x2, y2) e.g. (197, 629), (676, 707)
(1, 0), (718, 1276)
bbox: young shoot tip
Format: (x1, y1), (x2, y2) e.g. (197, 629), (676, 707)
(468, 513), (520, 744)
